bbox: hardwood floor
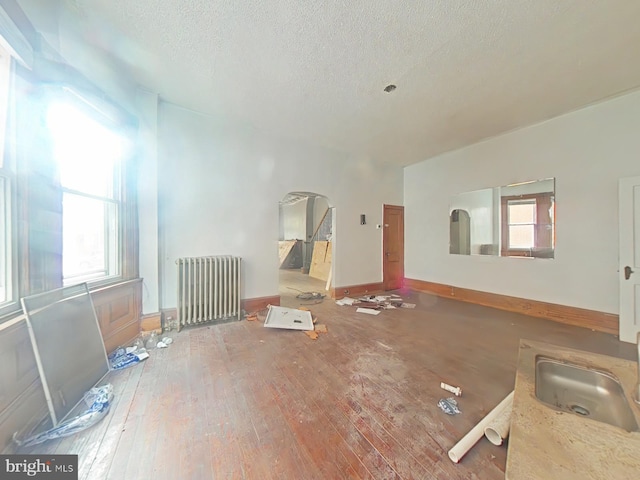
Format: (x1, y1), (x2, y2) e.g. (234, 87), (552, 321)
(17, 274), (635, 479)
(279, 268), (328, 307)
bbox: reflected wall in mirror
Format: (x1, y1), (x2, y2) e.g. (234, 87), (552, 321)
(450, 178), (555, 258)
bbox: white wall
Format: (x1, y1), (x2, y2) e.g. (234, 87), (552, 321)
(405, 89), (640, 314)
(280, 200), (307, 240)
(157, 103), (403, 308)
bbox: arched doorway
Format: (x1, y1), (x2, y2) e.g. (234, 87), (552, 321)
(278, 192), (333, 307)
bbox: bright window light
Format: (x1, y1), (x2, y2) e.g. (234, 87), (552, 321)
(47, 100), (128, 284)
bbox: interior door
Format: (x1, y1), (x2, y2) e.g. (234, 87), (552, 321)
(619, 176), (640, 343)
(383, 204), (404, 290)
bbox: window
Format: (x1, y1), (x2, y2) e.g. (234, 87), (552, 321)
(501, 192), (554, 257)
(46, 101), (130, 285)
(0, 37), (137, 322)
(0, 43), (13, 307)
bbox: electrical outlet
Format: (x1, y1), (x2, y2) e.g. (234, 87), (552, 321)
(344, 289), (350, 295)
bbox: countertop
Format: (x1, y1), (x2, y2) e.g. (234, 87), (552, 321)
(505, 339), (640, 480)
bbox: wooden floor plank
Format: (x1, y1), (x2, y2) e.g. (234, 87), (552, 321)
(82, 366), (144, 480)
(276, 357), (399, 480)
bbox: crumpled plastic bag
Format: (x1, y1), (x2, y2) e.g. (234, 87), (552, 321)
(438, 397), (461, 415)
(13, 384), (114, 447)
(108, 346), (149, 370)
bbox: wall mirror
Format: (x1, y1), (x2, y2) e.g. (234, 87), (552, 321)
(450, 178), (555, 258)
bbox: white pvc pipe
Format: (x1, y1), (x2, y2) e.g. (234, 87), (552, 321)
(441, 382), (462, 396)
(484, 396), (514, 446)
(447, 391), (514, 463)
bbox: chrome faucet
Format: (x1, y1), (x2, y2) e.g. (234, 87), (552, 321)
(636, 331), (640, 405)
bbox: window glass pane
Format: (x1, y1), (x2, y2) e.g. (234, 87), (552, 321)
(508, 201), (536, 224)
(47, 102), (126, 198)
(62, 192), (118, 283)
(0, 45), (10, 169)
(0, 177), (6, 302)
(509, 225), (534, 248)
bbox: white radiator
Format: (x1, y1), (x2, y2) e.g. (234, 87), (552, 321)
(176, 256), (242, 330)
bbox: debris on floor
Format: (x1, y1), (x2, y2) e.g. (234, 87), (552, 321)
(245, 308), (269, 322)
(264, 305), (314, 331)
(109, 345), (149, 370)
(335, 297), (355, 306)
(13, 384), (114, 447)
(304, 323), (328, 340)
(287, 286), (326, 304)
(296, 291), (325, 301)
(440, 382), (463, 396)
(356, 307), (381, 316)
(336, 293), (415, 313)
(438, 397), (461, 415)
(145, 331), (159, 349)
(315, 324), (328, 333)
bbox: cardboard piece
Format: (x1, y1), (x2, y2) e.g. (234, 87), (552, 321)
(309, 241), (332, 281)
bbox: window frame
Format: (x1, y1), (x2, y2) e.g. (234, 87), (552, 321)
(0, 52), (19, 319)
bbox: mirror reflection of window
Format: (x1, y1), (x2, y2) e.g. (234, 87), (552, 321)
(501, 192), (554, 258)
(449, 178), (555, 259)
(507, 199), (536, 248)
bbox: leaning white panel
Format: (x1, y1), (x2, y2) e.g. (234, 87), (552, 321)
(263, 305), (314, 331)
(21, 283), (110, 427)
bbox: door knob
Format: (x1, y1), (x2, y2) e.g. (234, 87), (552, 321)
(624, 266), (634, 280)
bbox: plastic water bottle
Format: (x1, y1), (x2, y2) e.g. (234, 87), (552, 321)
(145, 331), (158, 350)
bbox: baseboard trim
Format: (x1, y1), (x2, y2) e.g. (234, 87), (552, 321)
(331, 282), (385, 299)
(141, 313), (162, 333)
(161, 296), (280, 324)
(242, 295), (280, 313)
(404, 278), (619, 335)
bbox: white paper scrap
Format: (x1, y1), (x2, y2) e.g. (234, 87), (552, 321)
(356, 307), (381, 316)
(336, 297), (356, 306)
(375, 296), (390, 301)
(400, 303), (416, 309)
(136, 351), (150, 361)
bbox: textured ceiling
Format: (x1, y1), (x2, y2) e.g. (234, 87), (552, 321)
(19, 0), (640, 166)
